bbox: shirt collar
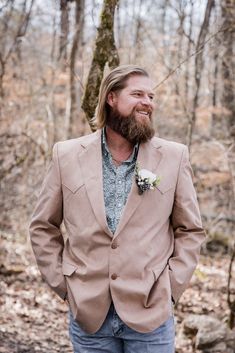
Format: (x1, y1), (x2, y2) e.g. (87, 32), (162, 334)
(102, 128), (138, 163)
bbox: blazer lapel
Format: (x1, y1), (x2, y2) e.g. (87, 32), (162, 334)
(78, 130), (113, 238)
(114, 138), (163, 238)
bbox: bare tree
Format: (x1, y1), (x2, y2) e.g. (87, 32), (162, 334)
(221, 0), (235, 136)
(133, 0), (143, 62)
(68, 0), (85, 138)
(58, 0), (70, 65)
(0, 0), (34, 97)
(81, 0), (120, 131)
(227, 242), (235, 328)
(221, 0), (235, 330)
(186, 0), (215, 148)
(160, 0), (170, 38)
(211, 23), (221, 139)
(184, 0), (195, 103)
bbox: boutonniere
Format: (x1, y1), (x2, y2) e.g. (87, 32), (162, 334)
(135, 163), (161, 195)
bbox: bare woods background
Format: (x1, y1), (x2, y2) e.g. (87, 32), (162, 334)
(0, 1), (234, 352)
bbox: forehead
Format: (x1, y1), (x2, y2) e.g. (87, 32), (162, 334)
(124, 75), (155, 94)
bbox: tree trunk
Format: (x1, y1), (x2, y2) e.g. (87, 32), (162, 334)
(187, 0), (215, 149)
(221, 0), (235, 137)
(222, 0), (235, 329)
(81, 0), (120, 131)
(0, 0), (34, 97)
(133, 0), (143, 62)
(59, 0), (70, 65)
(185, 0), (194, 103)
(211, 47), (220, 138)
(68, 0), (85, 138)
(227, 243), (235, 329)
(0, 57), (5, 98)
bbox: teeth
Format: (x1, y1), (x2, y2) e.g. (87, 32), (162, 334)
(138, 111), (149, 115)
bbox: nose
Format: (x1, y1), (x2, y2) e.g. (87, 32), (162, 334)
(140, 95), (154, 107)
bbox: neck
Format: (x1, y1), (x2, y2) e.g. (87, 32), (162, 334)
(105, 126), (134, 153)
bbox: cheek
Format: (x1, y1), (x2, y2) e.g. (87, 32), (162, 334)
(118, 100), (137, 113)
(151, 101), (156, 110)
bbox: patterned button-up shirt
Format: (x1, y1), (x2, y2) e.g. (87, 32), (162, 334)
(102, 129), (138, 234)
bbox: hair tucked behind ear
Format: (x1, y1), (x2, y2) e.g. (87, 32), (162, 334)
(92, 65), (149, 129)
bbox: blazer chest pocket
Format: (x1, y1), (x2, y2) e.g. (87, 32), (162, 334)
(62, 261), (77, 276)
(156, 184), (174, 195)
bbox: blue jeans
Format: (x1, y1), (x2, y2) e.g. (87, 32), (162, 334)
(69, 304), (175, 353)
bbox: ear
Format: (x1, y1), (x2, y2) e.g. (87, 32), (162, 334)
(107, 91), (117, 107)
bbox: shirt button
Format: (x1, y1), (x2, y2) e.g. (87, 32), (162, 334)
(118, 180), (122, 184)
(118, 203), (122, 207)
(111, 273), (118, 280)
(111, 242), (118, 249)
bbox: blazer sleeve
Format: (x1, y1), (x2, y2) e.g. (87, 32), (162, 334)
(168, 145), (206, 303)
(29, 142), (67, 300)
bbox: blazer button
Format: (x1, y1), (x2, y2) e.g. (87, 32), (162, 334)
(111, 273), (118, 280)
(111, 242), (118, 249)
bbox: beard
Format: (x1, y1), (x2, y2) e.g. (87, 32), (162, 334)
(106, 106), (155, 145)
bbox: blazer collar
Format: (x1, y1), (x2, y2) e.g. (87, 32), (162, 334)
(114, 137), (162, 237)
(78, 130), (112, 236)
(78, 130), (163, 238)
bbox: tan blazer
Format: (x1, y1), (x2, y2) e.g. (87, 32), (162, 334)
(29, 129), (205, 334)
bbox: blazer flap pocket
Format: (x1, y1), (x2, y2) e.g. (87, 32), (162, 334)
(156, 183), (174, 195)
(62, 262), (77, 276)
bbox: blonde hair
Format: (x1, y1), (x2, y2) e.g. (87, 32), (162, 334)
(93, 65), (149, 129)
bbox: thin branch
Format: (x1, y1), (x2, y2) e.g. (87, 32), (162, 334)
(0, 152), (28, 181)
(153, 25), (229, 91)
(4, 0), (35, 63)
(0, 132), (47, 156)
(0, 0), (13, 13)
(65, 58), (84, 91)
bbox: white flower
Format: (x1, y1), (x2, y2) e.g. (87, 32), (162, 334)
(138, 169), (157, 184)
(135, 163), (161, 195)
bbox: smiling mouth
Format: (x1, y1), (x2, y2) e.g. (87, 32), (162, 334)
(136, 110), (150, 118)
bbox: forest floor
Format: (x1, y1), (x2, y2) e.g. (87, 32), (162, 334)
(0, 231), (233, 353)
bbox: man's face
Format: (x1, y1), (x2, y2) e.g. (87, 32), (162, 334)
(106, 75), (156, 144)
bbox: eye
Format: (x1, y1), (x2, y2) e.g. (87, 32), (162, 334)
(132, 92), (141, 97)
(149, 95), (154, 101)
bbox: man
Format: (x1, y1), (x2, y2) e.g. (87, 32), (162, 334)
(29, 65), (205, 353)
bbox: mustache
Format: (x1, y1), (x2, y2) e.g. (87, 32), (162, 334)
(134, 105), (153, 115)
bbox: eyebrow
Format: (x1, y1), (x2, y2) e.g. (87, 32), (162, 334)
(131, 89), (155, 96)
